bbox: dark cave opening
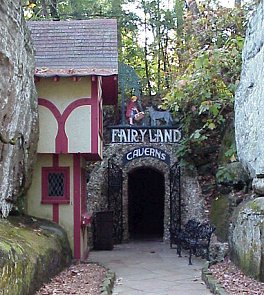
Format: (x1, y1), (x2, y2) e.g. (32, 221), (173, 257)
(128, 167), (165, 240)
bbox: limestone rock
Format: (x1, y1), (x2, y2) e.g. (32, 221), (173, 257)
(0, 215), (72, 295)
(229, 197), (264, 281)
(234, 2), (264, 193)
(0, 0), (38, 216)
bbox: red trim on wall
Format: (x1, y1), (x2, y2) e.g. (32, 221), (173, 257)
(91, 77), (99, 154)
(56, 126), (68, 154)
(61, 98), (91, 122)
(53, 204), (59, 223)
(38, 98), (61, 118)
(73, 154), (81, 259)
(38, 99), (68, 153)
(38, 98), (91, 154)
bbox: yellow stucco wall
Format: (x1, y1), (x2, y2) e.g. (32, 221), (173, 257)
(26, 154), (53, 220)
(57, 154), (74, 251)
(36, 77), (93, 154)
(38, 106), (57, 153)
(37, 77), (91, 112)
(65, 105), (92, 153)
(26, 154), (75, 252)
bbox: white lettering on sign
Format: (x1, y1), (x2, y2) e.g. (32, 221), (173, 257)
(123, 147), (170, 165)
(111, 128), (181, 144)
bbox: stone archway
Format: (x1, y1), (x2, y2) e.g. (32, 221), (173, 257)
(128, 167), (165, 240)
(87, 143), (206, 244)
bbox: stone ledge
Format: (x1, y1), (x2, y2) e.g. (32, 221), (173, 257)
(0, 215), (72, 295)
(202, 262), (230, 295)
(100, 269), (116, 295)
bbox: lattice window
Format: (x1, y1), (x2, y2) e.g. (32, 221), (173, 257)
(48, 172), (64, 197)
(42, 167), (70, 204)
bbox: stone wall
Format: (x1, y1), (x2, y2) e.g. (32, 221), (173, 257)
(87, 142), (206, 243)
(232, 2), (264, 280)
(0, 0), (38, 216)
(235, 1), (264, 194)
(229, 197), (264, 282)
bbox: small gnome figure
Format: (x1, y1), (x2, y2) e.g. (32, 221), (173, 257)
(126, 95), (144, 125)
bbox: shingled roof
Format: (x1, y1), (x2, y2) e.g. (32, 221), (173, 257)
(27, 19), (118, 78)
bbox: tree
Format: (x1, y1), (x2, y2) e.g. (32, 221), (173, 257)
(162, 1), (255, 167)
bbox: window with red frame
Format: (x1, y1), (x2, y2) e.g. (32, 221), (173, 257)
(42, 167), (70, 204)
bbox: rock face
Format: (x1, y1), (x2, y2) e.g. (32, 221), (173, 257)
(0, 216), (72, 295)
(229, 197), (264, 282)
(235, 2), (264, 193)
(0, 1), (38, 216)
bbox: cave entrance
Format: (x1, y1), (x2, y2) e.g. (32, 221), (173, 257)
(128, 167), (165, 240)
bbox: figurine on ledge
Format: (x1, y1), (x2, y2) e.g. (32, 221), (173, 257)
(126, 95), (144, 125)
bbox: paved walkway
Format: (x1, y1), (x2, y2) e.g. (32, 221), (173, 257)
(89, 240), (212, 295)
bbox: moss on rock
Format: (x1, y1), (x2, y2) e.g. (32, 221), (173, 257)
(0, 215), (72, 295)
(230, 197), (264, 282)
(210, 195), (231, 242)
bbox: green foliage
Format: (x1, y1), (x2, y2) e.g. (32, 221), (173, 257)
(162, 1), (254, 166)
(224, 142), (237, 162)
(22, 0), (125, 20)
(216, 165), (235, 183)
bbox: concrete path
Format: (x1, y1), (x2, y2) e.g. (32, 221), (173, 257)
(89, 240), (212, 295)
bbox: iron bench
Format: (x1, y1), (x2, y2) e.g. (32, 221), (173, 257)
(171, 219), (216, 265)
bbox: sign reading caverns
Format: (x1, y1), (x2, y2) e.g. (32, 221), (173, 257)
(123, 147), (170, 165)
(111, 128), (181, 143)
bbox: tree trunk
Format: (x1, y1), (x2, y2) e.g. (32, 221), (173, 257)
(161, 30), (170, 90)
(144, 9), (152, 97)
(186, 0), (199, 16)
(40, 0), (48, 17)
(111, 0), (122, 50)
(49, 0), (59, 20)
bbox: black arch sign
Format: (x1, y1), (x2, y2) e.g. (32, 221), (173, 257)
(123, 147), (170, 165)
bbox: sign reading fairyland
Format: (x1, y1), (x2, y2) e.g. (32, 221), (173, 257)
(111, 127), (181, 144)
(113, 65), (182, 144)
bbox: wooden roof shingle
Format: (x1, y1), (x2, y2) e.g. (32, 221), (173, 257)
(27, 19), (118, 77)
